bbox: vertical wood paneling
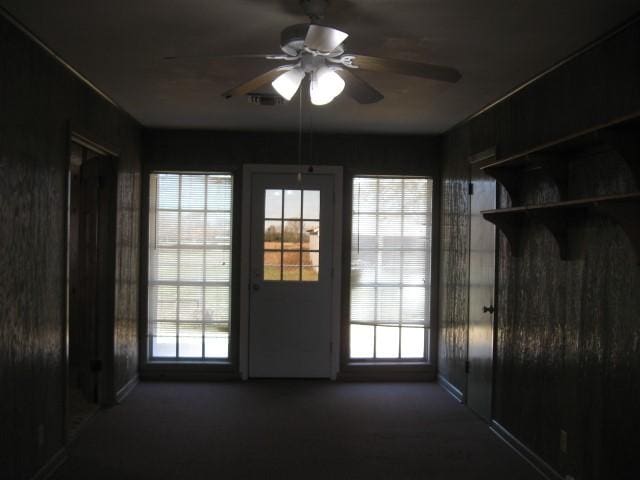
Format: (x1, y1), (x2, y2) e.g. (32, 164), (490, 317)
(0, 15), (141, 480)
(440, 17), (640, 480)
(438, 128), (470, 390)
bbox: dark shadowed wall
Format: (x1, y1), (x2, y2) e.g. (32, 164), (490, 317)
(439, 18), (640, 480)
(0, 14), (141, 480)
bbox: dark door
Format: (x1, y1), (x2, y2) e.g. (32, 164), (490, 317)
(466, 165), (497, 420)
(67, 142), (116, 434)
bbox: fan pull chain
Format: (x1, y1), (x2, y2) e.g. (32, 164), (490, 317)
(297, 81), (303, 184)
(308, 93), (313, 169)
(356, 182), (361, 254)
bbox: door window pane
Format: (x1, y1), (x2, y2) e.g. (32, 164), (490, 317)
(264, 220), (282, 250)
(283, 251), (301, 281)
(263, 189), (320, 282)
(284, 190), (302, 218)
(283, 221), (301, 248)
(148, 173), (233, 360)
(265, 189), (283, 218)
(303, 221), (319, 250)
(303, 190), (320, 219)
(264, 251), (282, 281)
(302, 251), (319, 281)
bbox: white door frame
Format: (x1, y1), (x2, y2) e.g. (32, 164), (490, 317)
(239, 164), (343, 380)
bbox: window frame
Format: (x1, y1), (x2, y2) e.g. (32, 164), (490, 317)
(343, 174), (438, 370)
(139, 169), (238, 375)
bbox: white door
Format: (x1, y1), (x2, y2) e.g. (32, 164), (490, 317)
(249, 172), (335, 377)
(467, 165), (497, 420)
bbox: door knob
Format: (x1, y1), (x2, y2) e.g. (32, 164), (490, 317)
(252, 283), (260, 291)
(482, 305), (495, 314)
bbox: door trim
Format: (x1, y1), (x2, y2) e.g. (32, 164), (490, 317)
(239, 164), (343, 379)
(64, 132), (118, 444)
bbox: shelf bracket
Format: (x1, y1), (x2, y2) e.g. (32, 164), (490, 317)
(483, 211), (523, 257)
(602, 124), (640, 188)
(594, 200), (640, 262)
(533, 155), (569, 201)
(483, 166), (521, 206)
(527, 209), (586, 261)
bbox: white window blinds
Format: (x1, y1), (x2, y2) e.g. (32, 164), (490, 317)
(350, 177), (432, 359)
(148, 173), (233, 360)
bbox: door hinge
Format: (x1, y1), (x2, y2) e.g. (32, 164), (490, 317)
(468, 182), (474, 195)
(465, 360), (471, 374)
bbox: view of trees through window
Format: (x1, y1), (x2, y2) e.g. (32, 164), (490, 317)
(263, 189), (320, 281)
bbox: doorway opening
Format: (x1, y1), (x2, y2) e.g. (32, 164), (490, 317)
(66, 138), (117, 439)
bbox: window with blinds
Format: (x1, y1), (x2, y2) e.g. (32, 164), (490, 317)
(350, 177), (432, 360)
(148, 173), (233, 360)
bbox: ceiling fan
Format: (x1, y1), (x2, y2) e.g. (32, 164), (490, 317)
(166, 0), (461, 106)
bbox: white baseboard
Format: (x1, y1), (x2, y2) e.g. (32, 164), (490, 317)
(115, 374), (139, 403)
(490, 420), (564, 480)
(30, 447), (67, 480)
(437, 373), (464, 402)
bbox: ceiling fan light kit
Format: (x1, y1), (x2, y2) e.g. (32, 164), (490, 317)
(272, 68), (306, 101)
(309, 66), (345, 105)
(270, 25), (350, 106)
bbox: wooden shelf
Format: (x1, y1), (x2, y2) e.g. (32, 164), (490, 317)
(480, 114), (640, 206)
(482, 193), (640, 260)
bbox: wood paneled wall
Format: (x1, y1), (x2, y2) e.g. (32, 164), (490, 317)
(0, 14), (141, 480)
(439, 18), (640, 480)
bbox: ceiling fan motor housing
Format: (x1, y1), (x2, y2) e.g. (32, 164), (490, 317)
(280, 24), (309, 56)
(280, 23), (345, 58)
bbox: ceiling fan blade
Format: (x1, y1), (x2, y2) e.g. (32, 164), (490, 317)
(304, 24), (348, 53)
(336, 69), (383, 104)
(164, 54), (295, 61)
(222, 66), (294, 99)
(344, 55), (461, 83)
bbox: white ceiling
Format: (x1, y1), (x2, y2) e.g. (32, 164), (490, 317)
(2, 0), (639, 133)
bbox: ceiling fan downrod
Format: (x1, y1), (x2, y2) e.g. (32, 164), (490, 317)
(300, 0), (329, 23)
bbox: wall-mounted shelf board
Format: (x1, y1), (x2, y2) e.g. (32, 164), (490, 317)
(482, 192), (640, 261)
(479, 114), (640, 206)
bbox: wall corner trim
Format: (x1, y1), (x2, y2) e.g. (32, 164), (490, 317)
(115, 374), (140, 404)
(30, 447), (67, 480)
(490, 420), (564, 480)
(437, 373), (464, 402)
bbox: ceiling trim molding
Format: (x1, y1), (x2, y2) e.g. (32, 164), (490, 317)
(453, 12), (640, 132)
